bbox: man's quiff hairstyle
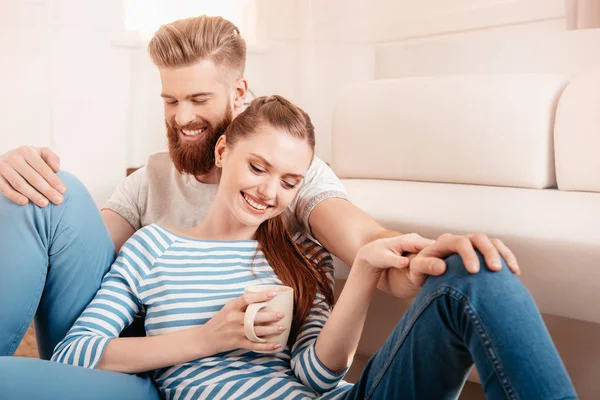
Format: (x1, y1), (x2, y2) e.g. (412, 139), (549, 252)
(148, 15), (246, 84)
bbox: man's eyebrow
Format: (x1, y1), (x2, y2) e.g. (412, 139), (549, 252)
(186, 92), (213, 99)
(250, 153), (305, 179)
(160, 92), (214, 99)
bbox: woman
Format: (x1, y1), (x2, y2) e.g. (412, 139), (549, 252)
(2, 96), (576, 399)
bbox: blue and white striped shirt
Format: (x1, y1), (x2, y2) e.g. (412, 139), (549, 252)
(52, 224), (353, 399)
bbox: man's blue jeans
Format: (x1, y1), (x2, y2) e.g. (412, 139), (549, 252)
(0, 172), (576, 399)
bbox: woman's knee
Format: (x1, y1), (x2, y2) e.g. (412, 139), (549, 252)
(0, 357), (160, 400)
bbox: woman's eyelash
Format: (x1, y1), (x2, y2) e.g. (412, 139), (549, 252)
(250, 164), (264, 173)
(250, 163), (297, 189)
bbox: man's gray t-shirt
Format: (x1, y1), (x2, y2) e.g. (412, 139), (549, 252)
(102, 152), (348, 237)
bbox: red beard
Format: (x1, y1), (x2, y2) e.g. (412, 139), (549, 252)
(167, 108), (232, 176)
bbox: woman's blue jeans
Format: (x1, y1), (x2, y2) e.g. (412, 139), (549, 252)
(0, 172), (576, 399)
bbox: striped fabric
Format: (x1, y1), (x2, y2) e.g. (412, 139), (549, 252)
(51, 224), (353, 399)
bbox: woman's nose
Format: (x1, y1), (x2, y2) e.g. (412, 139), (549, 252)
(257, 179), (277, 200)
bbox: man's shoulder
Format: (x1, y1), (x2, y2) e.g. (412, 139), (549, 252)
(121, 152), (174, 186)
(307, 156), (330, 174)
(300, 156), (345, 193)
(146, 151), (175, 171)
(144, 151), (182, 188)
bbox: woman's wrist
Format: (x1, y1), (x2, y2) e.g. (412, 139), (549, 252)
(350, 256), (383, 288)
(186, 325), (213, 360)
(353, 248), (384, 278)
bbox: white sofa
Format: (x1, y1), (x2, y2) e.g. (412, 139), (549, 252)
(330, 72), (600, 398)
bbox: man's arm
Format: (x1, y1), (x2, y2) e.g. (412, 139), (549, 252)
(309, 198), (408, 296)
(100, 166), (147, 252)
(310, 197), (521, 299)
(101, 210), (135, 253)
(299, 158), (520, 299)
(309, 198), (400, 267)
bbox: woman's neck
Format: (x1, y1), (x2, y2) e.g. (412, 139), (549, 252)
(184, 198), (258, 241)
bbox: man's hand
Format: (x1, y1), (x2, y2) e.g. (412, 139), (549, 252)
(0, 146), (65, 207)
(384, 233), (520, 297)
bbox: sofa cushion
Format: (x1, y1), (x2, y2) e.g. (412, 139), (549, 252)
(555, 71), (600, 193)
(336, 178), (600, 324)
(332, 74), (569, 189)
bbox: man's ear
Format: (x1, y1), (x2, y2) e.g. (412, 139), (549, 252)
(214, 135), (228, 167)
(232, 78), (248, 112)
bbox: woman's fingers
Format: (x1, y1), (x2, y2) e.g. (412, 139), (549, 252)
(382, 234), (435, 254)
(242, 339), (283, 352)
(252, 324), (287, 338)
(229, 291), (277, 311)
(253, 311), (284, 324)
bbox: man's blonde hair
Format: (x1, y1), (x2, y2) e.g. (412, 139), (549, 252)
(148, 15), (246, 84)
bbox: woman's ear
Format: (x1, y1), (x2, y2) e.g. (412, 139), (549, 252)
(214, 135), (228, 168)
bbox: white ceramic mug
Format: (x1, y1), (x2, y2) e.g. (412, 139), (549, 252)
(244, 285), (294, 353)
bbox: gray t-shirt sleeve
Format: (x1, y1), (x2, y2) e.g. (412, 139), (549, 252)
(101, 167), (148, 231)
(289, 157), (349, 234)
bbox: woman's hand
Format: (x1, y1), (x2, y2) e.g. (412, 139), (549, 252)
(199, 291), (288, 355)
(354, 233), (434, 275)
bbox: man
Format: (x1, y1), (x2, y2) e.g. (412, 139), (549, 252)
(0, 15), (519, 362)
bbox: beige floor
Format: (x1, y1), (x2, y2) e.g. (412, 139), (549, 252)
(14, 324), (38, 358)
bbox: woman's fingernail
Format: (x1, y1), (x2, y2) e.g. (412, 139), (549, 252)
(278, 326), (286, 331)
(57, 185), (66, 194)
(277, 312), (285, 319)
(52, 195), (63, 204)
(267, 292), (277, 298)
(273, 343), (282, 349)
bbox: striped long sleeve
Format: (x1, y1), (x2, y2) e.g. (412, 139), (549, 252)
(289, 240), (349, 394)
(51, 227), (164, 368)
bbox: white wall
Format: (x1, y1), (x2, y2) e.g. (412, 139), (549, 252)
(126, 0), (376, 166)
(1, 1), (53, 153)
(0, 0), (581, 204)
(0, 0), (131, 205)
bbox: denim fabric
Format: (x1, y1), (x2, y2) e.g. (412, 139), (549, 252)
(0, 171), (116, 359)
(0, 172), (576, 399)
(344, 253), (577, 400)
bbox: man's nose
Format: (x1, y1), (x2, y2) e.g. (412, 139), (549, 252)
(175, 103), (195, 127)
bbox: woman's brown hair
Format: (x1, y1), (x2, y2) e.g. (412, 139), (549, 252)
(224, 95), (335, 345)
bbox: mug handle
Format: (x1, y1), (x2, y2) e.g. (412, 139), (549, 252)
(244, 302), (268, 342)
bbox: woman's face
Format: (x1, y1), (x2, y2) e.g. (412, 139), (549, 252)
(215, 125), (313, 229)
